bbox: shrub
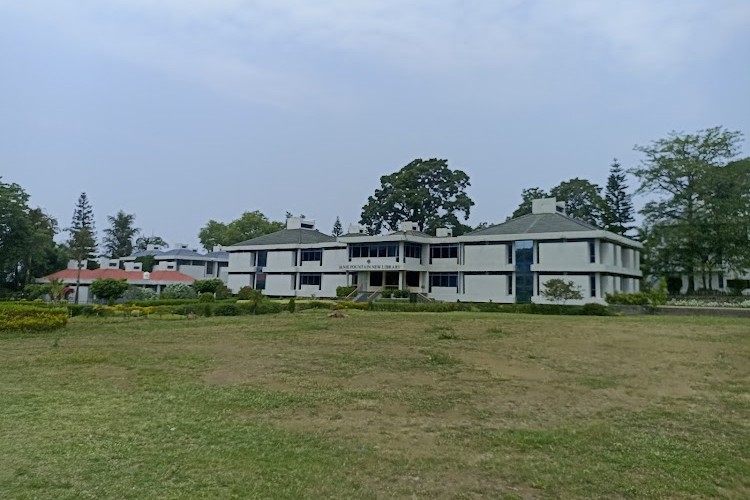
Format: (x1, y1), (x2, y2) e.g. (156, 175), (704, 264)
(605, 292), (650, 306)
(198, 293), (215, 303)
(336, 286), (357, 298)
(90, 279), (129, 304)
(649, 277), (668, 306)
(214, 284), (232, 300)
(23, 283), (51, 301)
(122, 286), (158, 302)
(193, 279), (224, 294)
(255, 301), (283, 315)
(579, 303), (611, 316)
(380, 289), (393, 298)
(727, 279), (750, 296)
(212, 303), (239, 316)
(237, 286), (257, 300)
(335, 301), (368, 310)
(161, 283), (197, 300)
(287, 298), (296, 313)
(0, 305), (68, 332)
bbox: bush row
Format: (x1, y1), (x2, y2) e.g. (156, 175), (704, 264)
(0, 306), (68, 332)
(68, 300), (285, 318)
(367, 301), (611, 316)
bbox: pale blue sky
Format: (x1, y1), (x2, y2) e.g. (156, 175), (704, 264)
(2, 1), (749, 247)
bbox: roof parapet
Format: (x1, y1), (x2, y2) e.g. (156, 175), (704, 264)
(532, 198), (566, 215)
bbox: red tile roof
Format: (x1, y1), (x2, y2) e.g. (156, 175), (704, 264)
(42, 268), (195, 283)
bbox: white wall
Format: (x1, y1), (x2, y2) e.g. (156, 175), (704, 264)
(463, 244), (509, 270)
(462, 274), (511, 302)
(267, 250), (296, 270)
(227, 274), (252, 293)
(429, 287), (460, 301)
(229, 252), (254, 271)
(538, 242), (589, 267)
(265, 274), (295, 296)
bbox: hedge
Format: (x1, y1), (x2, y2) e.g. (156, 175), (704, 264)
(0, 305), (68, 332)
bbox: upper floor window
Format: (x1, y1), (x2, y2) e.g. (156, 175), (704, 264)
(349, 243), (398, 259)
(430, 244), (458, 260)
(256, 250), (267, 268)
(404, 243), (422, 259)
(429, 272), (458, 290)
(301, 249), (322, 262)
(589, 241), (596, 263)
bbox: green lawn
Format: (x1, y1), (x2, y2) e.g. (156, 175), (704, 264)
(1, 311), (749, 499)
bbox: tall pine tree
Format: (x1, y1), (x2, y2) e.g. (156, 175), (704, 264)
(68, 192), (97, 304)
(331, 216), (343, 237)
(602, 159), (634, 235)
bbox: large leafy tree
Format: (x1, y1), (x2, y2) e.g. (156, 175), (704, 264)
(199, 211), (284, 250)
(135, 235), (168, 252)
(0, 179), (32, 289)
(0, 179), (63, 290)
(103, 210), (139, 258)
(360, 158), (474, 235)
(631, 126), (744, 292)
(550, 178), (604, 226)
(601, 159), (635, 235)
(68, 192), (97, 304)
(511, 187), (549, 218)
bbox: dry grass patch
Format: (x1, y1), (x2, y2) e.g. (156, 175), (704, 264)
(1, 312), (749, 498)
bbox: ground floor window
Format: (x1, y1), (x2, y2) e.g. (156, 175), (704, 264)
(370, 271), (383, 287)
(256, 273), (266, 291)
(590, 275), (596, 297)
(429, 273), (458, 291)
(300, 273), (322, 288)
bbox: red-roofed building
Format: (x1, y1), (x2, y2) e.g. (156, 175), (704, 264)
(39, 268), (195, 303)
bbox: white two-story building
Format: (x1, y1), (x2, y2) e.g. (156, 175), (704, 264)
(226, 199), (643, 304)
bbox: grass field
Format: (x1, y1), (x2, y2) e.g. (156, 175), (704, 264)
(1, 311), (749, 499)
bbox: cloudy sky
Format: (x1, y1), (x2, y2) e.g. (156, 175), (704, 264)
(2, 0), (749, 248)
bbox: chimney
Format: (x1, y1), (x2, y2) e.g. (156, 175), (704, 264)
(347, 223), (367, 234)
(398, 221), (420, 232)
(532, 198), (566, 215)
(286, 217), (316, 230)
(436, 227), (453, 237)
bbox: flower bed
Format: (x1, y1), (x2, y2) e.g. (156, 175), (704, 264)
(666, 298), (750, 308)
(0, 305), (68, 332)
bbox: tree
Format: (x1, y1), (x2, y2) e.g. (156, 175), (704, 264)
(632, 126), (744, 292)
(541, 279), (583, 305)
(198, 211), (284, 250)
(511, 187), (548, 218)
(161, 283), (197, 299)
(0, 179), (32, 290)
(331, 217), (343, 237)
(601, 159), (635, 235)
(550, 178), (604, 226)
(90, 278), (129, 305)
(103, 211), (139, 258)
(68, 193), (97, 304)
(134, 235), (168, 252)
(359, 158), (474, 235)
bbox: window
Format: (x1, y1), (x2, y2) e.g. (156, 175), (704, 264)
(301, 249), (322, 262)
(206, 262), (214, 275)
(507, 276), (513, 295)
(590, 275), (597, 297)
(589, 241), (596, 263)
(429, 244), (458, 261)
(404, 243), (422, 260)
(300, 273), (322, 287)
(256, 273), (266, 290)
(349, 244), (398, 259)
(507, 244), (513, 264)
(405, 271), (420, 287)
(256, 250), (267, 267)
(718, 275), (724, 289)
(429, 273), (458, 290)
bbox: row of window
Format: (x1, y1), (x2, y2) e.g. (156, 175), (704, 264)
(300, 249), (322, 262)
(349, 244), (399, 258)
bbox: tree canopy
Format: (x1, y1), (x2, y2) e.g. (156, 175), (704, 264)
(103, 211), (139, 258)
(198, 211), (284, 250)
(601, 159), (635, 235)
(0, 179), (65, 293)
(632, 126), (745, 291)
(511, 188), (549, 218)
(359, 158), (474, 235)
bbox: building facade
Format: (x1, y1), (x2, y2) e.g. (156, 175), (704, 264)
(226, 200), (643, 304)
